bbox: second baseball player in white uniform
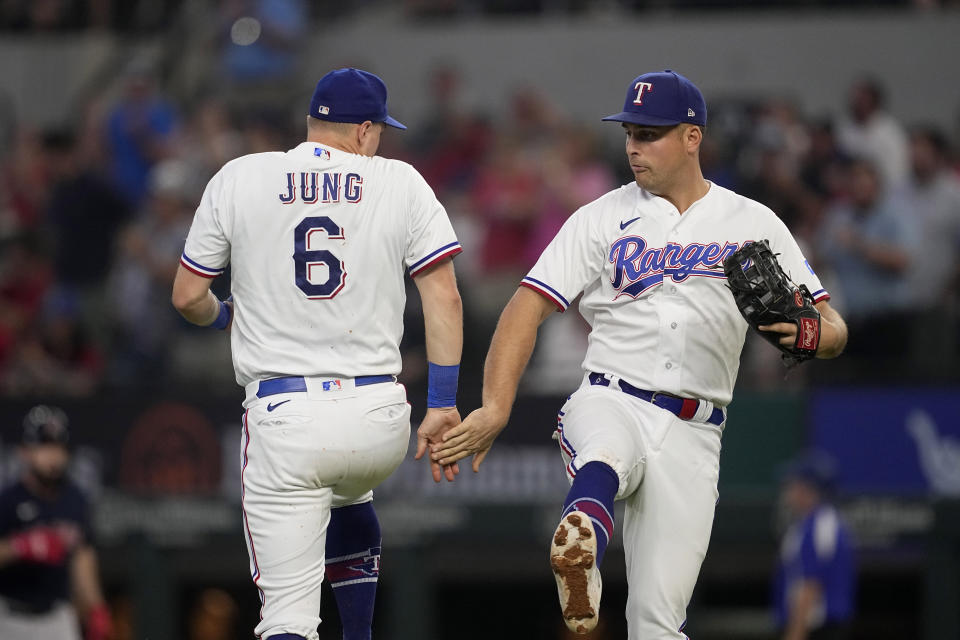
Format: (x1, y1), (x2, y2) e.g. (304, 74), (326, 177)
(432, 70), (848, 638)
(172, 68), (464, 640)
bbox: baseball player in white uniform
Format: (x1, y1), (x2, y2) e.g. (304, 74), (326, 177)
(172, 68), (464, 640)
(432, 70), (848, 638)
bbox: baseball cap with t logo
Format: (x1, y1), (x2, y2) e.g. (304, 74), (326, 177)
(309, 68), (406, 130)
(602, 69), (707, 127)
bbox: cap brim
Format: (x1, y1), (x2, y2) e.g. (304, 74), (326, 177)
(383, 115), (406, 130)
(601, 111), (683, 126)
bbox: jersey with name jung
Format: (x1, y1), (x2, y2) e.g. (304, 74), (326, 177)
(181, 142), (461, 386)
(522, 182), (828, 406)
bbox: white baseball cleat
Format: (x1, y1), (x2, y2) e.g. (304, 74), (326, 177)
(550, 510), (601, 634)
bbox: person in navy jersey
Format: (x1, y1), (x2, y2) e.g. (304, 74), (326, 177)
(774, 451), (855, 640)
(0, 406), (111, 640)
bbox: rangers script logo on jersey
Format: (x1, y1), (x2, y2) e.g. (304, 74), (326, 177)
(609, 236), (740, 298)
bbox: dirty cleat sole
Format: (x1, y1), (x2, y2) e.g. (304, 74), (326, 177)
(550, 511), (601, 634)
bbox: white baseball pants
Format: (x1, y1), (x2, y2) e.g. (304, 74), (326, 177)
(555, 375), (723, 639)
(0, 600), (81, 640)
(240, 377), (410, 640)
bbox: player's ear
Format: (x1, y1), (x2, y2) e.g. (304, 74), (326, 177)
(356, 121), (381, 156)
(684, 124), (703, 154)
(357, 120), (375, 143)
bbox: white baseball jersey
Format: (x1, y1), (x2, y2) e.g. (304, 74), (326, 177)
(180, 142), (461, 386)
(522, 181), (827, 406)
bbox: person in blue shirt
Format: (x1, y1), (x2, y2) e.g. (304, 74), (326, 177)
(816, 158), (919, 366)
(773, 451), (855, 640)
(105, 64), (179, 207)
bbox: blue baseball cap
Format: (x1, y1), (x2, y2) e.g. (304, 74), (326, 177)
(602, 70), (707, 127)
(309, 68), (406, 130)
(780, 450), (838, 493)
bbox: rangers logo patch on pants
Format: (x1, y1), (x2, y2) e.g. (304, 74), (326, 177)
(326, 547), (381, 587)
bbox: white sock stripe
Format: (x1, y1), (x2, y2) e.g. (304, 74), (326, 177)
(567, 496), (614, 525)
(330, 577), (379, 588)
(588, 516), (610, 542)
(559, 506), (610, 542)
(327, 548), (380, 563)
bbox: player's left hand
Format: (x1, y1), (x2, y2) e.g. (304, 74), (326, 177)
(758, 322), (797, 348)
(431, 405), (509, 473)
(415, 407), (462, 483)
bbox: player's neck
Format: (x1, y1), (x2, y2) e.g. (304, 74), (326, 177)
(23, 471), (63, 500)
(305, 134), (362, 156)
(656, 169), (710, 214)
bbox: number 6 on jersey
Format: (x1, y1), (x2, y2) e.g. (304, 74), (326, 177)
(294, 216), (345, 299)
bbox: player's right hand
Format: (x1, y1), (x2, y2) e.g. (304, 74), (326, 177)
(431, 406), (509, 473)
(416, 407), (462, 483)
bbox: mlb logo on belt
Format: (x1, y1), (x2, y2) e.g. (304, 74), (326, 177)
(322, 379), (343, 391)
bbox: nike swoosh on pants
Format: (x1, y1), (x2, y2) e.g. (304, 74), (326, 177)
(267, 400), (292, 412)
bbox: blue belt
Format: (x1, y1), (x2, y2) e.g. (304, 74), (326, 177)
(256, 375), (395, 398)
(588, 372), (725, 426)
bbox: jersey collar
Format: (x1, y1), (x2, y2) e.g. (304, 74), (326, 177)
(635, 180), (715, 217)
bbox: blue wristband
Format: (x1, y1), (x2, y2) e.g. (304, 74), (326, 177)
(209, 299), (232, 330)
(427, 362), (459, 408)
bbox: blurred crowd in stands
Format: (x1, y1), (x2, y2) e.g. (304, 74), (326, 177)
(1, 0), (957, 33)
(0, 5), (958, 400)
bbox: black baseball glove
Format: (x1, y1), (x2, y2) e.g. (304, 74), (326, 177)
(723, 239), (821, 366)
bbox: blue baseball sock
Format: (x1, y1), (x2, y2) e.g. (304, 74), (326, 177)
(326, 502), (381, 640)
(560, 461), (618, 566)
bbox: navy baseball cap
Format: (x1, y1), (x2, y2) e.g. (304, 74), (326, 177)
(309, 68), (406, 130)
(780, 450), (838, 493)
(22, 405), (70, 446)
(603, 70), (707, 127)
